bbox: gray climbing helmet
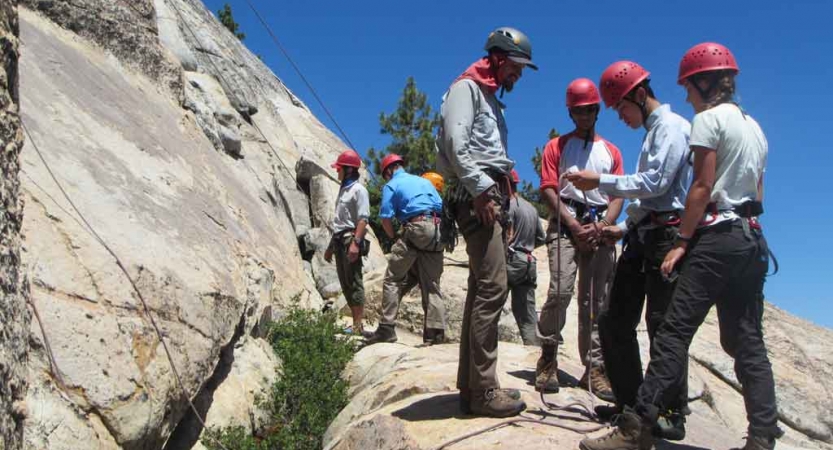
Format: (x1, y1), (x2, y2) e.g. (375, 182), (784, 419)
(484, 27), (538, 70)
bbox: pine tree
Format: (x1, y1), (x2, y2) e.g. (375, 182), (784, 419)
(519, 128), (559, 218)
(364, 77), (440, 251)
(217, 3), (246, 41)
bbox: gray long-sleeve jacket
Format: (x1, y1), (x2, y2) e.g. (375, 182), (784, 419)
(435, 79), (514, 198)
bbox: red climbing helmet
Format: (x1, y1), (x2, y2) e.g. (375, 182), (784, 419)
(599, 61), (650, 108)
(510, 169), (520, 184)
(331, 149), (362, 169)
(678, 42), (739, 84)
(566, 78), (601, 108)
(380, 153), (405, 174)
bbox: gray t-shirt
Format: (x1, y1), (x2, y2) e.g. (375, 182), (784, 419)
(507, 196), (545, 253)
(332, 180), (370, 234)
(689, 103), (767, 211)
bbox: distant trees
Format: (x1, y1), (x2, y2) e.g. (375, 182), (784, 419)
(519, 128), (559, 218)
(217, 3), (245, 41)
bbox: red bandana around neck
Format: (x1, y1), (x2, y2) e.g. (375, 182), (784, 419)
(454, 58), (499, 94)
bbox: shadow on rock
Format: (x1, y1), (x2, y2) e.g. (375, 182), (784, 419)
(507, 369), (579, 387)
(391, 393), (469, 422)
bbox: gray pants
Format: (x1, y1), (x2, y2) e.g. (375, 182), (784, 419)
(506, 250), (540, 346)
(334, 233), (365, 307)
(539, 223), (616, 368)
(381, 219), (446, 330)
(455, 200), (508, 390)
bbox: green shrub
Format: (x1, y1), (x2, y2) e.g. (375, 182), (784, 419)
(202, 307), (357, 450)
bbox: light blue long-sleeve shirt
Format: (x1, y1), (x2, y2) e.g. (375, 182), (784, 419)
(597, 104), (692, 231)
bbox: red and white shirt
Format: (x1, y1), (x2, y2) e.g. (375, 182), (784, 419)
(540, 132), (624, 215)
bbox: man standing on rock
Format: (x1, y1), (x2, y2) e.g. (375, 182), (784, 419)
(566, 61), (693, 440)
(536, 78), (623, 401)
(365, 154), (447, 346)
(435, 26), (536, 418)
(325, 149), (371, 336)
(505, 169), (545, 346)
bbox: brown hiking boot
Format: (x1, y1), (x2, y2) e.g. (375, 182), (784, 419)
(469, 388), (526, 418)
(580, 408), (654, 450)
(579, 366), (616, 403)
(535, 349), (559, 393)
(730, 434), (777, 450)
(460, 388), (521, 414)
(365, 324), (397, 345)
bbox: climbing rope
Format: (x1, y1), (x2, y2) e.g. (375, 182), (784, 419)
(22, 122), (230, 450)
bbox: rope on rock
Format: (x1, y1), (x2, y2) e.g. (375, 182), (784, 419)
(22, 122), (230, 450)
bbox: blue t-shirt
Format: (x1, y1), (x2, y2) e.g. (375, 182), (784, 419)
(379, 169), (443, 222)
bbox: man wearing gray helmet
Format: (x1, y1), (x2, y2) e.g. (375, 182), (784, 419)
(435, 27), (536, 418)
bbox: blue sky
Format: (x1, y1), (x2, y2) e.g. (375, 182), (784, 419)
(204, 0), (833, 327)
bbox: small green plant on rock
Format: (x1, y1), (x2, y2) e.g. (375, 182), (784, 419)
(202, 306), (357, 450)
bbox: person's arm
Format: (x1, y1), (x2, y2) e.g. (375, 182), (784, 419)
(378, 184), (396, 239)
(381, 218), (395, 239)
(439, 80), (495, 198)
(604, 197), (624, 225)
(661, 146), (716, 275)
(348, 187), (371, 262)
(534, 215), (546, 248)
(598, 126), (690, 199)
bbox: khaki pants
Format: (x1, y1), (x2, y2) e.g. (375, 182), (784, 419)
(335, 233), (365, 307)
(455, 200), (508, 390)
(381, 219), (447, 330)
(539, 222), (615, 368)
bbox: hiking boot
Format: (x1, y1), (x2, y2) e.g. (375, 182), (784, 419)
(579, 366), (616, 403)
(423, 328), (445, 345)
(580, 408), (654, 450)
(365, 324), (397, 345)
(469, 388), (526, 418)
(594, 404), (623, 422)
(730, 434), (777, 450)
(653, 411), (686, 441)
(459, 388), (521, 414)
(535, 349), (559, 393)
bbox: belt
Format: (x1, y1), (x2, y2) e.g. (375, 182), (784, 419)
(560, 197), (608, 224)
(649, 210), (681, 226)
(407, 211), (440, 223)
(705, 201), (763, 218)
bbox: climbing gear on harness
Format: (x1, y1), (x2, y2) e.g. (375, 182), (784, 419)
(331, 149), (362, 169)
(484, 27), (538, 70)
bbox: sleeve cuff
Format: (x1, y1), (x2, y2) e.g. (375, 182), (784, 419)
(466, 172), (496, 197)
(599, 173), (619, 192)
(617, 220), (629, 232)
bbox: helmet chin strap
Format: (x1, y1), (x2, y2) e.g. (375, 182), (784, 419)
(569, 109), (600, 149)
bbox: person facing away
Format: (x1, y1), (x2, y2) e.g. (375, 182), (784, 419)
(324, 149), (370, 336)
(435, 26), (537, 418)
(504, 169), (545, 346)
(581, 42), (782, 450)
(535, 78), (624, 402)
(365, 153), (448, 346)
(566, 60), (693, 440)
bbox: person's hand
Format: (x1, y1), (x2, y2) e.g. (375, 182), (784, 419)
(473, 188), (497, 226)
(347, 241), (360, 263)
(601, 225), (625, 245)
(324, 246), (334, 263)
(661, 245), (687, 277)
(565, 170), (601, 191)
(575, 223), (600, 251)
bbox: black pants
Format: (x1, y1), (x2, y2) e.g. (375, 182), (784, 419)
(635, 220), (780, 438)
(599, 224), (688, 411)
